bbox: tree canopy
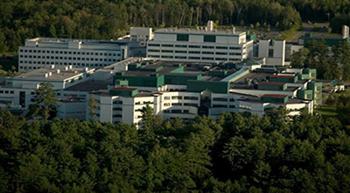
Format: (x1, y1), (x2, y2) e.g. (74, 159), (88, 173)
(0, 0), (350, 54)
(291, 41), (350, 81)
(0, 108), (350, 193)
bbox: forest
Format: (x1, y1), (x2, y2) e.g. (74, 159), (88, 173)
(1, 0), (350, 54)
(290, 41), (350, 81)
(0, 104), (350, 193)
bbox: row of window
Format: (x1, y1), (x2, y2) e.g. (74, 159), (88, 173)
(148, 44), (242, 50)
(164, 96), (199, 100)
(148, 55), (241, 61)
(176, 34), (217, 43)
(19, 62), (107, 70)
(0, 90), (14, 94)
(135, 101), (154, 105)
(213, 97), (236, 102)
(20, 55), (118, 62)
(20, 49), (119, 56)
(164, 102), (198, 107)
(148, 49), (241, 55)
(163, 109), (191, 114)
(19, 61), (115, 66)
(113, 100), (123, 104)
(212, 104), (236, 108)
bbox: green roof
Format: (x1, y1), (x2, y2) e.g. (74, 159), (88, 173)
(109, 87), (139, 97)
(187, 80), (229, 93)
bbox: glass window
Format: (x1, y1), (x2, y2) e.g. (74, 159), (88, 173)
(204, 35), (216, 42)
(176, 34), (189, 41)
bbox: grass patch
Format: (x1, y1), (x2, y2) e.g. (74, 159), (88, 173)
(279, 25), (299, 40)
(316, 105), (338, 116)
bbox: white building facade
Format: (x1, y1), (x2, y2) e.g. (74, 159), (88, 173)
(18, 38), (128, 72)
(147, 22), (253, 63)
(257, 40), (286, 66)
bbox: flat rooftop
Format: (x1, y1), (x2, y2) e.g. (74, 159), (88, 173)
(65, 79), (111, 92)
(122, 60), (238, 82)
(155, 28), (244, 36)
(14, 68), (90, 81)
(26, 37), (126, 45)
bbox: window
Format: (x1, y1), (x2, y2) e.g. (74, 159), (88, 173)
(189, 45), (200, 48)
(184, 103), (197, 106)
(230, 47), (240, 50)
(213, 104), (227, 108)
(148, 49), (160, 52)
(175, 50), (187, 53)
(213, 97), (227, 102)
(162, 44), (173, 47)
(172, 96), (182, 100)
(216, 46), (228, 49)
(189, 51), (200, 54)
(204, 35), (216, 42)
(176, 34), (189, 41)
(162, 50), (173, 53)
(268, 49), (274, 57)
(171, 109), (182, 113)
(203, 46), (214, 49)
(113, 107), (122, 111)
(161, 55), (173, 58)
(202, 51), (214, 54)
(175, 45), (187, 48)
(148, 55), (160, 58)
(184, 96), (198, 100)
(175, 56), (186, 59)
(148, 44), (160, 47)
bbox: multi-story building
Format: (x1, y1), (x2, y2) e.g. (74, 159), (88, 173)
(18, 38), (128, 72)
(146, 21), (254, 63)
(81, 60), (320, 126)
(256, 39), (286, 66)
(1, 57), (322, 127)
(0, 65), (94, 110)
(129, 27), (154, 44)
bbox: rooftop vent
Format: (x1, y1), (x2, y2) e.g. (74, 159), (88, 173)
(207, 20), (214, 32)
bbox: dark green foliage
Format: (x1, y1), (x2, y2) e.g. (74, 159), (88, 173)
(1, 108), (350, 192)
(1, 0), (350, 54)
(27, 82), (58, 120)
(291, 41), (350, 81)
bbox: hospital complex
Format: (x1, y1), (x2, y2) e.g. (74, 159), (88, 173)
(0, 21), (322, 126)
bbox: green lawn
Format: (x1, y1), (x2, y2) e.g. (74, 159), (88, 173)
(316, 105), (338, 116)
